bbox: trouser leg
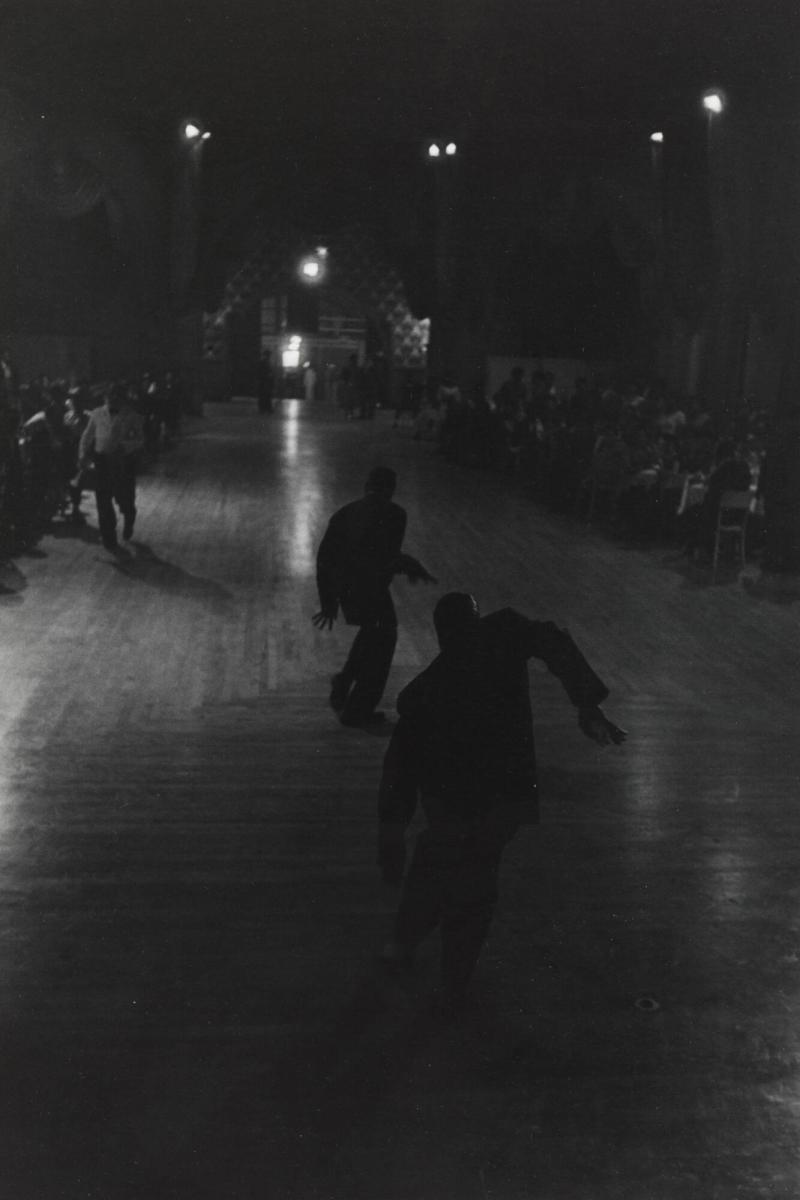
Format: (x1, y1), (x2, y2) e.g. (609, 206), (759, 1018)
(93, 455), (118, 548)
(339, 625), (367, 691)
(394, 827), (506, 996)
(340, 596), (397, 720)
(329, 626), (366, 713)
(439, 840), (504, 1002)
(393, 830), (448, 951)
(114, 457), (137, 539)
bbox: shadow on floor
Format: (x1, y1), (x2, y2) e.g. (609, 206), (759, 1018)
(110, 541), (234, 611)
(0, 558), (26, 602)
(47, 516), (99, 545)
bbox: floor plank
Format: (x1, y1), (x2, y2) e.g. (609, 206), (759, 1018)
(1, 395), (799, 1199)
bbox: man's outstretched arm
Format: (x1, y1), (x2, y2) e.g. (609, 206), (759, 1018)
(578, 705), (627, 746)
(494, 608), (626, 745)
(395, 552), (437, 585)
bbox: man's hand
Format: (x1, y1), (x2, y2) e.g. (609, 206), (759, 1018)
(312, 608), (336, 631)
(579, 705), (627, 746)
(397, 553), (437, 585)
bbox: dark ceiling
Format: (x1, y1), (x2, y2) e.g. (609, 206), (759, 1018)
(0, 0), (797, 342)
(2, 0), (798, 159)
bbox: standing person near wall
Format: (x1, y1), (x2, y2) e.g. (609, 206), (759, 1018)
(303, 362), (317, 403)
(78, 383), (144, 555)
(312, 467), (436, 728)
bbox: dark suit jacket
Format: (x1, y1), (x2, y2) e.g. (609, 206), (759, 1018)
(379, 608), (609, 830)
(316, 495), (407, 624)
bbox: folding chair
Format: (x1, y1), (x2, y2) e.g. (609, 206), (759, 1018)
(712, 489), (755, 581)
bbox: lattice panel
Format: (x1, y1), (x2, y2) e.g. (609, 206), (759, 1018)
(210, 224), (427, 368)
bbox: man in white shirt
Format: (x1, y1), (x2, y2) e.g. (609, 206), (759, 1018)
(79, 384), (144, 552)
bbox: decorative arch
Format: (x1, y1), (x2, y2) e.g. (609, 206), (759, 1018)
(205, 222), (428, 369)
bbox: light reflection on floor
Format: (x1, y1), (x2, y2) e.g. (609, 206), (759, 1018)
(283, 399), (301, 461)
(282, 399), (320, 576)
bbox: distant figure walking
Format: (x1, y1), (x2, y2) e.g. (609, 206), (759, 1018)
(78, 383), (144, 554)
(339, 354), (360, 420)
(313, 467), (436, 728)
(303, 363), (317, 403)
(258, 350), (274, 415)
(378, 592), (626, 1015)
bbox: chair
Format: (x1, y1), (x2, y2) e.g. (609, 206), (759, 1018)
(712, 490), (756, 580)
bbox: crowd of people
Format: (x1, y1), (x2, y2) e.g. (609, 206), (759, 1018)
(1, 344), (770, 572)
(405, 365), (768, 562)
(0, 355), (187, 560)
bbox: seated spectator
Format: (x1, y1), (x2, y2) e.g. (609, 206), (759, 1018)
(576, 425), (633, 521)
(593, 426), (633, 482)
(621, 381), (648, 416)
(656, 395), (687, 437)
(685, 438), (752, 562)
(686, 396), (714, 433)
(618, 426), (664, 534)
(627, 426), (662, 473)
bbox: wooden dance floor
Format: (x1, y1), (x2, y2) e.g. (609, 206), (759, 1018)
(1, 397), (799, 1199)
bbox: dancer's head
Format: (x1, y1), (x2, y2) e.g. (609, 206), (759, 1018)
(365, 466), (396, 499)
(433, 592), (480, 651)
